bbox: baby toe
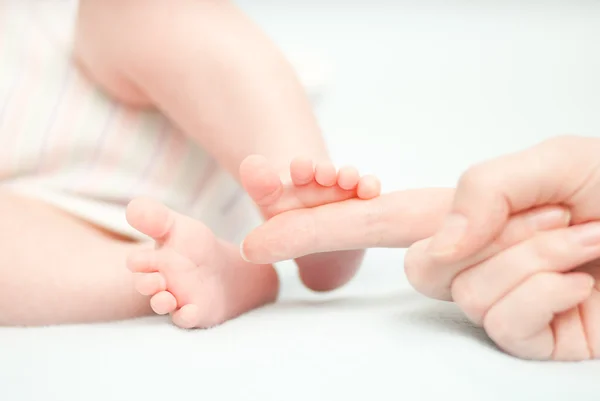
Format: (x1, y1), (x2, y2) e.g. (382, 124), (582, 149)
(126, 197), (175, 241)
(172, 304), (203, 329)
(240, 154), (284, 207)
(315, 161), (337, 187)
(127, 248), (186, 274)
(134, 272), (167, 296)
(357, 175), (381, 199)
(337, 166), (360, 190)
(126, 250), (157, 273)
(150, 291), (178, 315)
(290, 157), (315, 186)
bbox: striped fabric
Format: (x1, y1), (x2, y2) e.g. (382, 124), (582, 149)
(0, 1), (259, 243)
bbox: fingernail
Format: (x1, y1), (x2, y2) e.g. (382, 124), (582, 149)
(240, 240), (250, 262)
(427, 213), (468, 256)
(527, 208), (571, 229)
(570, 222), (600, 246)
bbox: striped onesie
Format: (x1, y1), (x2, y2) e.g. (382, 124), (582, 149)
(0, 1), (268, 243)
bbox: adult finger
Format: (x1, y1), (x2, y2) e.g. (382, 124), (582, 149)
(241, 188), (453, 264)
(483, 272), (594, 361)
(451, 221), (600, 325)
(571, 262), (600, 359)
(404, 205), (570, 301)
(425, 135), (600, 262)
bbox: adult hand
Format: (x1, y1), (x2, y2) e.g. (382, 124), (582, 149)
(240, 135), (600, 360)
(240, 188), (567, 266)
(405, 219), (600, 361)
(241, 135), (600, 263)
(405, 135), (600, 360)
(424, 135), (600, 261)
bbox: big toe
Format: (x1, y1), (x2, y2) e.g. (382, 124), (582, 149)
(239, 154), (283, 208)
(126, 197), (174, 240)
(172, 304), (204, 329)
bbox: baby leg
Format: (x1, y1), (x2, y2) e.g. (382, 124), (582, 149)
(75, 0), (371, 291)
(0, 191), (152, 326)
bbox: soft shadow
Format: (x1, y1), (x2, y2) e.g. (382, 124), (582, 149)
(395, 301), (497, 350)
(276, 290), (420, 311)
(276, 292), (496, 350)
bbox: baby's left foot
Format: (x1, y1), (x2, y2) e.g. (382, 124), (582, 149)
(240, 155), (380, 291)
(126, 198), (278, 328)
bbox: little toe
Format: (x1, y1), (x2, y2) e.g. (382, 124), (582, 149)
(357, 175), (381, 199)
(290, 157), (315, 186)
(239, 154), (284, 207)
(172, 304), (203, 329)
(315, 161), (338, 187)
(134, 272), (167, 296)
(150, 291), (178, 315)
(126, 197), (175, 241)
(337, 166), (360, 190)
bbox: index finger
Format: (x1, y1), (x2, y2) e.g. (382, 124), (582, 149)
(240, 188), (454, 264)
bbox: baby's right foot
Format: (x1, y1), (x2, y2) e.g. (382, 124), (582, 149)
(240, 155), (380, 219)
(240, 155), (380, 291)
(125, 198), (278, 328)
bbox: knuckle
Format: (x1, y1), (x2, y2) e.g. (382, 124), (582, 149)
(483, 309), (515, 345)
(491, 210), (550, 253)
(362, 203), (386, 247)
(451, 274), (487, 323)
(506, 214), (537, 240)
(537, 136), (579, 159)
(493, 224), (528, 251)
(536, 135), (593, 161)
(539, 134), (580, 149)
(526, 271), (551, 289)
(457, 163), (490, 192)
(404, 244), (433, 296)
(529, 232), (570, 268)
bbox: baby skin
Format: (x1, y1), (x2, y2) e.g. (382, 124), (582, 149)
(75, 0), (378, 298)
(126, 155), (380, 328)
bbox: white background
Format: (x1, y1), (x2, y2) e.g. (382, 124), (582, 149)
(2, 1), (600, 400)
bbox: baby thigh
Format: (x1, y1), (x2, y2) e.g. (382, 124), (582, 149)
(0, 190), (152, 326)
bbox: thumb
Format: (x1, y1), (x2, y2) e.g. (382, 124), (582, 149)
(426, 135), (598, 261)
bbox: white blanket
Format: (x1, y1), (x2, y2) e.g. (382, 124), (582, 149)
(2, 1), (600, 400)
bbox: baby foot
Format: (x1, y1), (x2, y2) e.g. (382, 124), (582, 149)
(125, 198), (278, 328)
(240, 155), (381, 291)
(239, 155), (380, 219)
